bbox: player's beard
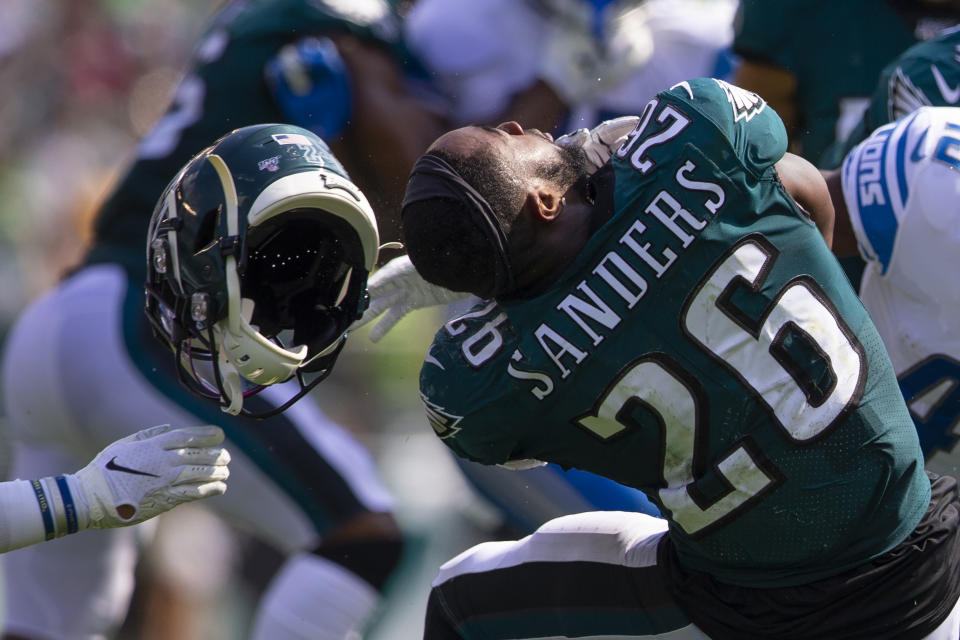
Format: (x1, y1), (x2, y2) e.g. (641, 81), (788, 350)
(536, 143), (590, 190)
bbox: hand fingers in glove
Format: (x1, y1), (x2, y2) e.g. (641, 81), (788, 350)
(554, 128), (589, 149)
(365, 256), (417, 294)
(120, 423), (175, 443)
(171, 445), (231, 468)
(368, 307), (410, 343)
(145, 425), (226, 450)
(166, 480), (229, 501)
(353, 289), (405, 327)
(596, 115), (640, 144)
(172, 463), (231, 487)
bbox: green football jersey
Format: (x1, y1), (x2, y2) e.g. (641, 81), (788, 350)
(733, 0), (958, 166)
(84, 0), (425, 278)
(821, 25), (960, 169)
(419, 78), (930, 588)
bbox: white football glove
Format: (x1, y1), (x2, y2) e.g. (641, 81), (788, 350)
(352, 255), (471, 342)
(73, 425), (230, 529)
(555, 115), (640, 173)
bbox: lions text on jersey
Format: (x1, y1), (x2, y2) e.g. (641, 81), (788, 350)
(842, 105), (960, 475)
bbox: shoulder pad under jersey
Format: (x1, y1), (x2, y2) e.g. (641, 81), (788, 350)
(841, 106), (960, 273)
(659, 77), (788, 174)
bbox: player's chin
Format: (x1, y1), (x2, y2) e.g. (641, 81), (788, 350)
(557, 142), (589, 175)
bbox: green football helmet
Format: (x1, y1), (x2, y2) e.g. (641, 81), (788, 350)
(145, 124), (379, 417)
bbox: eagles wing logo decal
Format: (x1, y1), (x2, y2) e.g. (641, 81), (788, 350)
(714, 79), (766, 122)
(888, 67), (931, 122)
(421, 394), (463, 439)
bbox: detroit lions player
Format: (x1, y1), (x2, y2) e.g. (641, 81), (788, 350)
(0, 0), (445, 638)
(397, 78), (960, 638)
(405, 0), (737, 134)
(827, 105), (960, 478)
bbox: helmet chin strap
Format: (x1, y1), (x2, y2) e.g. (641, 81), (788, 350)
(216, 339), (245, 416)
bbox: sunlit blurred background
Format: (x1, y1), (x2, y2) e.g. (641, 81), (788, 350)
(0, 1), (497, 637)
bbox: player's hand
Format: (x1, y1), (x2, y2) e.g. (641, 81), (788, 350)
(555, 116), (639, 173)
(352, 255), (470, 342)
(264, 36), (352, 139)
(74, 425), (230, 529)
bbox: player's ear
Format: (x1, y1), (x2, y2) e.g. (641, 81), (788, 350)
(522, 188), (563, 222)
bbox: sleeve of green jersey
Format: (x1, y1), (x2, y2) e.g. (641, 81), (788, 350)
(660, 78), (788, 176)
(418, 341), (521, 466)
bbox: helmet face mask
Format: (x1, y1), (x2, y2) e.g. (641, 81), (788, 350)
(145, 124), (379, 417)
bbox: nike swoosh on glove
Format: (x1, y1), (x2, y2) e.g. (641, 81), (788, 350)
(74, 424), (230, 529)
(351, 255), (471, 342)
(555, 115), (640, 174)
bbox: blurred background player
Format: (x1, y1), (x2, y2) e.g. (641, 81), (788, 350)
(732, 0), (960, 167)
(405, 0), (737, 135)
(0, 1), (447, 639)
(732, 0), (960, 291)
(820, 23), (960, 168)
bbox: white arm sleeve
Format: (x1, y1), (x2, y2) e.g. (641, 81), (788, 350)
(0, 425), (230, 553)
(0, 478), (59, 553)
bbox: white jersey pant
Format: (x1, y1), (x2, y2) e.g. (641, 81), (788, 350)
(0, 264), (395, 639)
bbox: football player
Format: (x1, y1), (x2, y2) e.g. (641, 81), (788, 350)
(732, 0), (960, 166)
(826, 105), (960, 481)
(0, 424), (228, 553)
(359, 115), (663, 534)
(393, 79), (960, 638)
(0, 0), (445, 638)
(405, 0), (737, 137)
(397, 0), (738, 534)
(820, 24), (960, 168)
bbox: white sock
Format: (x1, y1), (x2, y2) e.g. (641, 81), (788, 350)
(250, 552), (380, 640)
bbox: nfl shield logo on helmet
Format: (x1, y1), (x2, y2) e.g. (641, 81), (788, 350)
(258, 155), (281, 172)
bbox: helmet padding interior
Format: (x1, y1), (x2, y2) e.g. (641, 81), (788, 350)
(241, 208), (365, 364)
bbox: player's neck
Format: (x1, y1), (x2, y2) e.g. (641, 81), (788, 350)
(506, 198), (594, 299)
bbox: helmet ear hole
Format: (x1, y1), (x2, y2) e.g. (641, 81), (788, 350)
(193, 207), (222, 254)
